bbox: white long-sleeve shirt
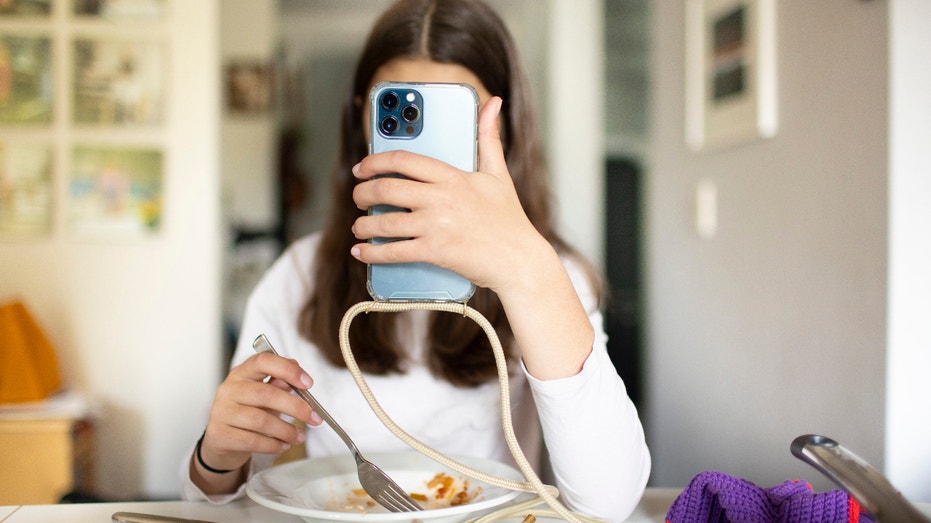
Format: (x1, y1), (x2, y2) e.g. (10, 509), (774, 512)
(180, 233), (650, 521)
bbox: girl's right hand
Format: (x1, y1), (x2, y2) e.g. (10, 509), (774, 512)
(193, 351), (323, 487)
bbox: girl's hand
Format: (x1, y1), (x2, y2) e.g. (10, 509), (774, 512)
(196, 352), (322, 479)
(349, 96), (548, 295)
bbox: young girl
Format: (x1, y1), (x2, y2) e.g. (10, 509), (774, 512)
(181, 0), (650, 520)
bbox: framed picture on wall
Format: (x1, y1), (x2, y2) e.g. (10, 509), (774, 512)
(0, 35), (54, 125)
(224, 61), (273, 115)
(72, 38), (165, 125)
(685, 0), (777, 151)
(73, 0), (166, 22)
(0, 143), (53, 238)
(0, 0), (51, 17)
(68, 145), (163, 238)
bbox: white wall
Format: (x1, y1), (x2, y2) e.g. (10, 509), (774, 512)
(646, 0), (891, 491)
(885, 0), (931, 502)
(547, 0), (606, 268)
(220, 0), (278, 230)
(0, 1), (222, 499)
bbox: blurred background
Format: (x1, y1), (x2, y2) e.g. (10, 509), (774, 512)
(0, 0), (928, 507)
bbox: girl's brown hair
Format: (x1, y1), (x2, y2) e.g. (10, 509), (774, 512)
(299, 0), (592, 387)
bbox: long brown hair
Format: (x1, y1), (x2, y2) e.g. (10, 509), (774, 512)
(299, 0), (590, 387)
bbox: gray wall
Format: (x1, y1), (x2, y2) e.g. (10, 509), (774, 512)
(645, 0), (888, 489)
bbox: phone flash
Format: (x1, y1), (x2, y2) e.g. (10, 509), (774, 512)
(406, 93), (416, 102)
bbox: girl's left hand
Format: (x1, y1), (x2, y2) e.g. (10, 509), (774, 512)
(349, 96), (547, 294)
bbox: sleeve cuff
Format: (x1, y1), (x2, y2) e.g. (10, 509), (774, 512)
(179, 444), (254, 503)
(522, 343), (613, 400)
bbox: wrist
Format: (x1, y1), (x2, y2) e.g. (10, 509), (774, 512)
(195, 431), (240, 475)
(492, 235), (561, 300)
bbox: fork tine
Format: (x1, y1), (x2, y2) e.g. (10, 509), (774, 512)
(358, 459), (423, 512)
(374, 491), (409, 512)
(385, 483), (422, 511)
(369, 482), (421, 512)
(396, 496), (422, 511)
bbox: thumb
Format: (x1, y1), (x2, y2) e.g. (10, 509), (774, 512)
(477, 96), (507, 176)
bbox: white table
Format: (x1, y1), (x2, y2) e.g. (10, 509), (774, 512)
(0, 488), (681, 522)
(0, 506), (17, 521)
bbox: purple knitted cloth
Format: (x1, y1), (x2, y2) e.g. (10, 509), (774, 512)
(666, 471), (874, 523)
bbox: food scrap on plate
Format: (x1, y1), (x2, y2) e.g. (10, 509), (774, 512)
(334, 472), (483, 513)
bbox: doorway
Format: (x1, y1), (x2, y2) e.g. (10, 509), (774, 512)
(604, 157), (644, 407)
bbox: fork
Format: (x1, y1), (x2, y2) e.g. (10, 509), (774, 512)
(252, 334), (423, 513)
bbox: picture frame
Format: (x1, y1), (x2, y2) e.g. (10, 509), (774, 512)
(68, 145), (163, 238)
(0, 142), (53, 238)
(0, 0), (51, 17)
(0, 35), (54, 125)
(72, 38), (166, 125)
(73, 0), (166, 23)
(685, 0), (777, 151)
(224, 61), (273, 115)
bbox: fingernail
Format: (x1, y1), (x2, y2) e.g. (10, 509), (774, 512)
(296, 429), (306, 444)
(311, 411), (324, 425)
(350, 246), (361, 258)
(300, 372), (312, 388)
(351, 162), (361, 175)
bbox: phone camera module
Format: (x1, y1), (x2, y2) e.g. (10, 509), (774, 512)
(375, 88), (422, 139)
(380, 116), (399, 135)
(380, 92), (400, 110)
(401, 104), (420, 123)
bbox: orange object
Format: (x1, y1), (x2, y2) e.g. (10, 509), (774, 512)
(0, 300), (62, 404)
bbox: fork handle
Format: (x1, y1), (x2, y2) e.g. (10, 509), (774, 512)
(252, 334), (362, 457)
(791, 434), (931, 523)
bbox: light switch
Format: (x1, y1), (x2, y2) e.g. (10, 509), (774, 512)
(696, 178), (717, 239)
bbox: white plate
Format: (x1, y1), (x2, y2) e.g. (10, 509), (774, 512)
(246, 450), (524, 523)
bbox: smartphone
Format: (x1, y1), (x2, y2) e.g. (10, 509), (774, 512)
(366, 81), (478, 302)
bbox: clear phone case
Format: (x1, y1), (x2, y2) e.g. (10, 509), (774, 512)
(366, 82), (478, 302)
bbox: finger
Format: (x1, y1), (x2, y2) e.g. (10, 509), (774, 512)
(220, 354), (321, 428)
(227, 402), (305, 444)
(350, 236), (426, 265)
(262, 379), (325, 427)
(204, 412), (300, 460)
(218, 374), (312, 422)
(477, 97), (507, 176)
(266, 376), (295, 392)
(235, 351), (314, 392)
(352, 175), (430, 212)
(350, 210), (424, 242)
(352, 149), (456, 184)
(260, 377), (324, 427)
(203, 394), (307, 467)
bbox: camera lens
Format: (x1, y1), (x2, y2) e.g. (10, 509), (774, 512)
(401, 104), (420, 123)
(381, 92), (400, 110)
(380, 116), (399, 135)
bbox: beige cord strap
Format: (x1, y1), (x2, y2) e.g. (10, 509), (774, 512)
(338, 301), (605, 523)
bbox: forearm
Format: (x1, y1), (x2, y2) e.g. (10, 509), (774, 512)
(494, 236), (594, 380)
(529, 348), (651, 521)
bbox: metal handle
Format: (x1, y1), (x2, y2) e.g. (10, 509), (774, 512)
(251, 334), (361, 457)
(791, 434), (931, 523)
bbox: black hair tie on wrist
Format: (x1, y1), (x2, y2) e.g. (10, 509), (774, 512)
(195, 430), (235, 474)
